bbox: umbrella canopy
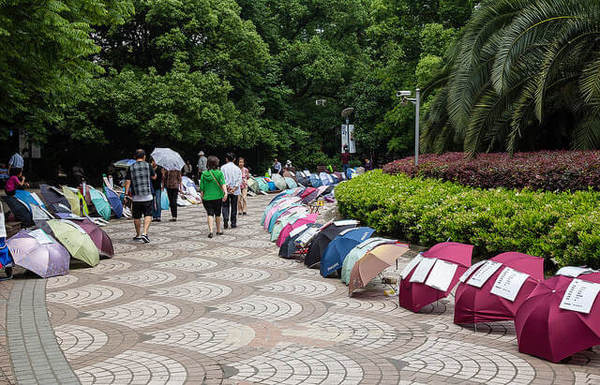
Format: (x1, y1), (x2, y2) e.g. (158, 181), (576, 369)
(263, 197), (301, 230)
(309, 174), (322, 187)
(262, 191), (295, 224)
(75, 218), (114, 258)
(40, 184), (71, 214)
(7, 229), (69, 278)
(304, 220), (358, 268)
(454, 252), (544, 325)
(279, 223), (321, 259)
(256, 177), (269, 192)
(2, 196), (35, 227)
(271, 173), (287, 190)
(62, 187), (88, 216)
(247, 177), (260, 194)
(399, 242), (473, 313)
(285, 177), (298, 189)
(277, 214), (318, 247)
(349, 243), (410, 294)
(270, 210), (309, 242)
(104, 187), (123, 218)
(113, 159), (136, 168)
(151, 148), (184, 171)
(44, 220), (99, 267)
(268, 205), (305, 234)
(341, 238), (398, 284)
(320, 227), (375, 278)
(88, 187), (111, 221)
(515, 272), (600, 362)
(13, 191), (52, 221)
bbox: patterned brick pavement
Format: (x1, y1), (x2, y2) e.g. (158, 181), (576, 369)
(1, 194), (600, 384)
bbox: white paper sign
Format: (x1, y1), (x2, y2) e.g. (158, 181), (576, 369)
(400, 254), (423, 279)
(334, 219), (359, 227)
(290, 224), (308, 238)
(467, 260), (503, 288)
(425, 259), (459, 292)
(556, 266), (597, 278)
(490, 267), (530, 302)
(559, 279), (600, 314)
(0, 204), (6, 238)
(28, 229), (54, 245)
(61, 220), (88, 235)
(459, 260), (487, 283)
(296, 227), (320, 246)
(409, 257), (437, 283)
(31, 192), (45, 207)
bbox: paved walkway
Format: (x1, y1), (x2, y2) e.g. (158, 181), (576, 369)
(1, 194), (600, 384)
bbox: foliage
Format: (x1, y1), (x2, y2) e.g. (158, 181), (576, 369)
(335, 170), (600, 269)
(383, 151), (600, 191)
(422, 0), (600, 155)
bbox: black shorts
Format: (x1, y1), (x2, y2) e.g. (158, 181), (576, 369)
(132, 200), (153, 219)
(202, 199), (222, 217)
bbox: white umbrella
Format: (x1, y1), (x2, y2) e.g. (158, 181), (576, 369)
(151, 148), (185, 171)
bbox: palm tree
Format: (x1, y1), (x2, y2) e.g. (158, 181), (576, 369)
(422, 0), (600, 155)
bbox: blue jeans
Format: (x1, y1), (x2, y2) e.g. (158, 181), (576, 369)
(152, 189), (161, 219)
(343, 164), (350, 173)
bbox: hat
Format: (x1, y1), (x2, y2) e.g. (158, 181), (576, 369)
(198, 151), (204, 156)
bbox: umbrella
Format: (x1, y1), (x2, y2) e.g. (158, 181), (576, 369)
(271, 173), (287, 190)
(263, 197), (301, 230)
(0, 205), (13, 272)
(2, 196), (35, 227)
(104, 187), (123, 218)
(341, 238), (398, 284)
(268, 205), (305, 234)
(270, 210), (309, 242)
(399, 242), (473, 313)
(44, 219), (99, 267)
(320, 227), (375, 278)
(304, 220), (359, 268)
(454, 252), (544, 325)
(7, 229), (69, 278)
(113, 159), (136, 168)
(261, 192), (289, 225)
(515, 272), (600, 362)
(285, 177), (298, 189)
(279, 223), (321, 259)
(349, 243), (410, 294)
(62, 186), (88, 216)
(151, 148), (184, 171)
(89, 187), (111, 221)
(12, 191), (52, 221)
(74, 218), (114, 258)
(247, 177), (260, 194)
(40, 184), (71, 214)
(277, 214), (318, 247)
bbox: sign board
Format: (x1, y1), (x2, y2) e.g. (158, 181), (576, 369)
(425, 259), (459, 292)
(467, 260), (503, 288)
(490, 267), (530, 302)
(459, 260), (486, 283)
(559, 278), (600, 314)
(409, 257), (436, 283)
(400, 254), (423, 279)
(341, 124), (357, 154)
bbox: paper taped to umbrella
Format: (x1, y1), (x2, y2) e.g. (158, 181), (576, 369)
(28, 229), (54, 244)
(400, 253), (423, 279)
(490, 267), (530, 302)
(425, 259), (458, 292)
(409, 257), (436, 283)
(559, 278), (600, 314)
(459, 260), (486, 282)
(466, 260), (503, 288)
(556, 266), (598, 277)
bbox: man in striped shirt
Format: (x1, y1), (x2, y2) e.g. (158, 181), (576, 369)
(8, 152), (24, 173)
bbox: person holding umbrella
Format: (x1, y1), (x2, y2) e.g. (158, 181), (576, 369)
(151, 148), (185, 222)
(124, 149), (156, 243)
(221, 153), (242, 229)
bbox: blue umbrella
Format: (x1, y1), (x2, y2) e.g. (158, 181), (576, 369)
(320, 227), (375, 277)
(114, 159), (136, 168)
(103, 187), (123, 218)
(89, 187), (111, 220)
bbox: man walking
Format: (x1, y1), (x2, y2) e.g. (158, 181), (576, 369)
(221, 153), (242, 229)
(124, 149), (156, 243)
(8, 151), (24, 174)
(197, 151), (207, 182)
(341, 146), (351, 174)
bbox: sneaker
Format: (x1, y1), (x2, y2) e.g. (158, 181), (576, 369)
(141, 234), (150, 243)
(133, 236), (143, 242)
(208, 233), (214, 239)
(216, 232), (223, 236)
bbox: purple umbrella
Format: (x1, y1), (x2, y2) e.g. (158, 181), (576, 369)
(76, 218), (114, 258)
(7, 229), (70, 278)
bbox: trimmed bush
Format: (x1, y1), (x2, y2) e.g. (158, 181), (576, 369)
(335, 170), (600, 269)
(383, 151), (600, 191)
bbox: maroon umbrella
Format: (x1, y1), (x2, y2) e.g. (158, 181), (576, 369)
(399, 242), (473, 312)
(7, 230), (70, 278)
(454, 252), (544, 324)
(75, 218), (114, 258)
(515, 272), (600, 362)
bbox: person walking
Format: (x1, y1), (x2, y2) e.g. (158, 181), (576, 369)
(197, 151), (207, 182)
(163, 167), (182, 222)
(341, 146), (351, 174)
(221, 153), (242, 229)
(238, 157), (249, 216)
(183, 160), (193, 178)
(124, 149), (156, 243)
(272, 158), (282, 175)
(151, 159), (163, 222)
(199, 156), (228, 238)
(7, 151), (24, 174)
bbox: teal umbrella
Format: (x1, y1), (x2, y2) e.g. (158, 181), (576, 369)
(89, 187), (111, 220)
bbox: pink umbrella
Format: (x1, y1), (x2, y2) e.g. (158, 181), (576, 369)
(276, 214), (318, 247)
(454, 252), (544, 324)
(399, 242), (473, 312)
(7, 230), (70, 278)
(263, 197), (301, 230)
(515, 272), (600, 362)
(76, 218), (114, 258)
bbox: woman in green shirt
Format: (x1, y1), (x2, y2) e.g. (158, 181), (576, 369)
(199, 156), (228, 238)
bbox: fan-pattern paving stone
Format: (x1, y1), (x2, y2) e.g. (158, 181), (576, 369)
(46, 274), (79, 289)
(213, 294), (303, 321)
(55, 324), (109, 360)
(194, 246), (252, 259)
(151, 281), (232, 303)
(83, 300), (180, 328)
(153, 257), (217, 272)
(103, 269), (176, 287)
(201, 266), (271, 283)
(47, 284), (124, 307)
(259, 276), (337, 298)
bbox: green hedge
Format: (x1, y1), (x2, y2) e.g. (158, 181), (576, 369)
(335, 170), (600, 269)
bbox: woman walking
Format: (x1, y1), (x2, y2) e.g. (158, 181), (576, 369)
(151, 160), (163, 222)
(163, 167), (182, 222)
(238, 157), (249, 216)
(199, 156), (228, 238)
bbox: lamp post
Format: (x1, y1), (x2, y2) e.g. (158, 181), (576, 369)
(397, 89), (421, 166)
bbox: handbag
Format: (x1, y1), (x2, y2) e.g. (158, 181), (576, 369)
(161, 188), (170, 210)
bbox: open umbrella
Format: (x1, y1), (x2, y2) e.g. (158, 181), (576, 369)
(399, 242), (473, 312)
(0, 205), (13, 275)
(247, 177), (259, 194)
(341, 238), (398, 284)
(88, 187), (111, 221)
(264, 197), (301, 230)
(515, 272), (600, 362)
(2, 196), (35, 227)
(151, 148), (184, 171)
(74, 218), (114, 258)
(320, 227), (375, 278)
(62, 187), (88, 216)
(349, 243), (410, 294)
(104, 187), (123, 218)
(13, 191), (52, 221)
(113, 159), (136, 168)
(277, 214), (318, 247)
(285, 177), (298, 189)
(44, 219), (99, 267)
(270, 210), (309, 242)
(304, 220), (359, 268)
(454, 252), (544, 325)
(40, 184), (71, 214)
(279, 223), (321, 259)
(268, 205), (305, 234)
(7, 229), (69, 278)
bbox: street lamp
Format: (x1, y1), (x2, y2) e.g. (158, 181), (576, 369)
(397, 89), (421, 166)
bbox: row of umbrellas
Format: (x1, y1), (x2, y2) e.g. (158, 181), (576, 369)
(262, 188), (600, 363)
